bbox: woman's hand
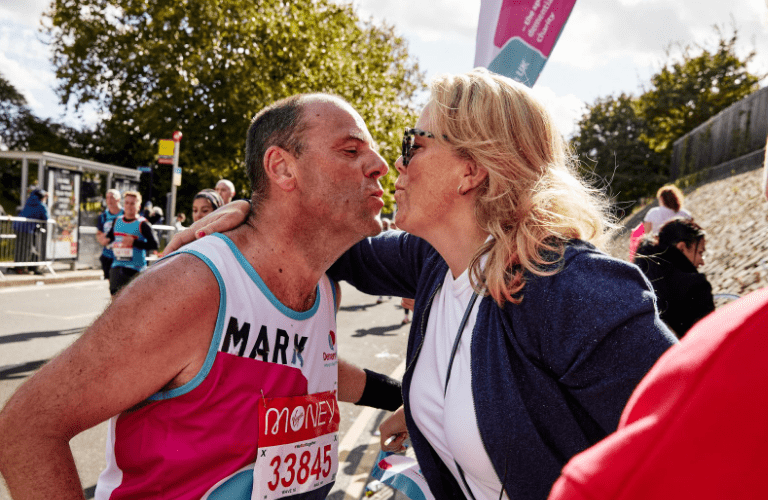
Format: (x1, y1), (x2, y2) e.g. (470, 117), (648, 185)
(380, 406), (408, 453)
(163, 200), (250, 254)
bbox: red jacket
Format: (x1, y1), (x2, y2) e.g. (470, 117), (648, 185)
(548, 288), (768, 500)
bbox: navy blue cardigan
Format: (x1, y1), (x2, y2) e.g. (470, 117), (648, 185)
(328, 231), (676, 499)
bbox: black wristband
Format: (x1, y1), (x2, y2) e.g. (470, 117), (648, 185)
(355, 369), (403, 411)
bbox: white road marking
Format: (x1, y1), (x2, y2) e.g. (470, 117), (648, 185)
(3, 310), (101, 321)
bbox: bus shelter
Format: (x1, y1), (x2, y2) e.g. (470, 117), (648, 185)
(0, 151), (141, 271)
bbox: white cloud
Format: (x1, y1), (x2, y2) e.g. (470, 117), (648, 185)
(0, 0), (50, 27)
(350, 0), (480, 42)
(530, 86), (586, 138)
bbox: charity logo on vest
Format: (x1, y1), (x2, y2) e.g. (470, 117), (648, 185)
(221, 316), (309, 368)
(322, 329), (338, 363)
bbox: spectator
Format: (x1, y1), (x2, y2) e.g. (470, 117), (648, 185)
(548, 288), (768, 500)
(633, 218), (715, 338)
(192, 189), (224, 222)
(106, 191), (159, 295)
(13, 187), (49, 274)
(216, 179), (236, 204)
(174, 212), (186, 231)
(643, 185), (691, 235)
(148, 206), (164, 225)
(95, 189), (124, 280)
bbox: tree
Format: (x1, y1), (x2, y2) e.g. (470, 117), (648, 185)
(571, 93), (666, 208)
(637, 26), (761, 163)
(43, 0), (426, 214)
(0, 73), (97, 213)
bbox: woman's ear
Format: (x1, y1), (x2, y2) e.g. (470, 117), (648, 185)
(461, 160), (488, 193)
(264, 146), (297, 192)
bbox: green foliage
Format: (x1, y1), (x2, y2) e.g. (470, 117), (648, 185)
(636, 26), (760, 163)
(571, 25), (761, 210)
(0, 73), (97, 214)
(571, 93), (666, 208)
(43, 0), (425, 214)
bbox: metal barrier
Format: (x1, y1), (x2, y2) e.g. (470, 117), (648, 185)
(0, 216), (56, 277)
(0, 217), (179, 278)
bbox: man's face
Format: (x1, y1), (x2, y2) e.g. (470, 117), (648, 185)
(123, 195), (138, 218)
(106, 192), (121, 212)
(291, 99), (389, 240)
(215, 183), (234, 204)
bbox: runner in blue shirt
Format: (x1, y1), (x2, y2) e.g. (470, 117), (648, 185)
(106, 191), (158, 295)
(95, 189), (124, 280)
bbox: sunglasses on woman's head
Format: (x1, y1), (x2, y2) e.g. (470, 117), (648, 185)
(401, 128), (435, 167)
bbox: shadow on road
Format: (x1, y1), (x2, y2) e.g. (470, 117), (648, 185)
(339, 301), (381, 312)
(83, 485), (96, 499)
(0, 359), (47, 380)
(0, 327), (85, 346)
(352, 324), (402, 338)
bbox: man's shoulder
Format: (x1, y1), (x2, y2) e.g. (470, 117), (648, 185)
(137, 252), (221, 300)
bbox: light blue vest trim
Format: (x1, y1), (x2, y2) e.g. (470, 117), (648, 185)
(212, 233), (321, 320)
(147, 249), (227, 401)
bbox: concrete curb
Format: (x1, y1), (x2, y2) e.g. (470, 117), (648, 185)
(0, 270), (104, 288)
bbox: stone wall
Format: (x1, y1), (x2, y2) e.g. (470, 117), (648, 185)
(607, 167), (768, 303)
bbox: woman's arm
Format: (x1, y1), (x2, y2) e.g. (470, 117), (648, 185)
(529, 248), (677, 433)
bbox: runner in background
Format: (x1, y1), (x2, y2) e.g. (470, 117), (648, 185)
(106, 191), (158, 296)
(95, 189), (123, 280)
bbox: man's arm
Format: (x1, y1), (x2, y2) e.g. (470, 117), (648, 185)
(95, 212), (109, 247)
(338, 359), (402, 411)
(0, 254), (219, 500)
(132, 220), (159, 251)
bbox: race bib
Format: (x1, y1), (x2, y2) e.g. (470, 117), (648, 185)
(113, 235), (133, 260)
(252, 391), (339, 500)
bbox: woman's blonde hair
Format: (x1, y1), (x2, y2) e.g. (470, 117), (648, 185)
(427, 68), (613, 305)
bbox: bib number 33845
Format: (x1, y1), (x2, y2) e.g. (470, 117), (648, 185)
(252, 391), (339, 500)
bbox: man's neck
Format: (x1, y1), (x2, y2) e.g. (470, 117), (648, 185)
(224, 220), (343, 313)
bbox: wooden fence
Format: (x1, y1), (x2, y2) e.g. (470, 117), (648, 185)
(671, 86), (768, 180)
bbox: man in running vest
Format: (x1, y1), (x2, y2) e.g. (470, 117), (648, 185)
(95, 189), (124, 280)
(105, 190), (159, 295)
(0, 94), (401, 499)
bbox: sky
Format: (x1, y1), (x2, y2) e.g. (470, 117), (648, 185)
(1, 0), (767, 139)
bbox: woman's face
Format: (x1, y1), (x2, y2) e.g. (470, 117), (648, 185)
(393, 106), (466, 238)
(192, 198), (215, 222)
(679, 238), (706, 268)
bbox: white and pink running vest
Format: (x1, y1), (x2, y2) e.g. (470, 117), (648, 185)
(95, 233), (339, 499)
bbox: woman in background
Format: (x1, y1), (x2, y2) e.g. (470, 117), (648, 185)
(634, 218), (714, 338)
(192, 189), (224, 222)
(643, 184), (692, 235)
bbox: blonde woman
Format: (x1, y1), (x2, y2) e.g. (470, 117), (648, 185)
(643, 184), (692, 235)
(166, 69), (676, 499)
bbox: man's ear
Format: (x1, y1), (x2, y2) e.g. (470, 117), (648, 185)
(264, 145), (297, 192)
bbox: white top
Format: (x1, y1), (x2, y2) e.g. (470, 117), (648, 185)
(410, 268), (510, 500)
(644, 206), (692, 235)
